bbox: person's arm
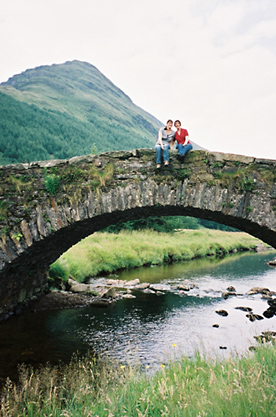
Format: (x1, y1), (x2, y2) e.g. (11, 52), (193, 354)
(170, 133), (175, 149)
(183, 135), (189, 146)
(183, 130), (189, 146)
(158, 128), (164, 149)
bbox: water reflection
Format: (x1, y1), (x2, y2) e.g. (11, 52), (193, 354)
(0, 251), (276, 385)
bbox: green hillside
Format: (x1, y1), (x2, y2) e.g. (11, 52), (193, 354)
(0, 60), (162, 164)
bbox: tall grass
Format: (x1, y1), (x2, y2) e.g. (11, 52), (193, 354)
(50, 229), (262, 283)
(1, 345), (276, 416)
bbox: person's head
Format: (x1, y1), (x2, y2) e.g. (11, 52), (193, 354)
(166, 119), (173, 129)
(174, 120), (181, 128)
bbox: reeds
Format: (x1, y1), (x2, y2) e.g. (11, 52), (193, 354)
(1, 346), (276, 416)
(50, 229), (261, 283)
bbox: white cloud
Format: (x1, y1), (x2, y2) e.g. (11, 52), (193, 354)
(0, 0), (276, 159)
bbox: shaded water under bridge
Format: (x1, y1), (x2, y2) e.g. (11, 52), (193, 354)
(1, 148), (276, 318)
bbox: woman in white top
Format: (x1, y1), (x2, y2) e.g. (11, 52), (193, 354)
(155, 119), (175, 168)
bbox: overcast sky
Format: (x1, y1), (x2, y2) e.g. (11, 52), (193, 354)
(1, 0), (276, 159)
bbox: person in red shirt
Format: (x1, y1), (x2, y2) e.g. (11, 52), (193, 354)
(172, 120), (193, 162)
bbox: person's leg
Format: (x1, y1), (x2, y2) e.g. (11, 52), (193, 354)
(176, 143), (183, 156)
(155, 145), (162, 164)
(181, 143), (193, 156)
(163, 144), (170, 164)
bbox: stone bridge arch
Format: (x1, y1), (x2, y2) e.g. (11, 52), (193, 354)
(1, 149), (276, 319)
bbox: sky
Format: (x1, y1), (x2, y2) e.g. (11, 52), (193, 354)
(1, 0), (276, 160)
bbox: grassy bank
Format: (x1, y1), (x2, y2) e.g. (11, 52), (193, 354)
(1, 345), (276, 416)
(50, 229), (262, 283)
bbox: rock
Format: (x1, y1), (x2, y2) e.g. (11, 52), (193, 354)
(254, 314), (264, 320)
(235, 306), (253, 312)
(268, 298), (276, 307)
(263, 301), (276, 318)
(261, 294), (272, 300)
(246, 313), (264, 322)
(70, 282), (90, 293)
(219, 346), (227, 349)
(227, 286), (236, 292)
(213, 324), (219, 328)
(125, 279), (140, 286)
(143, 288), (155, 294)
(90, 299), (111, 308)
(268, 258), (276, 266)
(31, 291), (93, 310)
(178, 290), (189, 296)
(122, 293), (136, 299)
(135, 283), (150, 289)
(150, 284), (169, 291)
(263, 308), (275, 318)
(222, 291), (236, 299)
(255, 244), (268, 253)
(106, 279), (125, 286)
(178, 285), (192, 291)
(49, 276), (69, 291)
(247, 287), (270, 295)
(176, 282), (196, 291)
(101, 287), (118, 299)
(215, 309), (228, 316)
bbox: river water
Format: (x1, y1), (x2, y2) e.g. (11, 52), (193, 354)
(1, 251), (276, 384)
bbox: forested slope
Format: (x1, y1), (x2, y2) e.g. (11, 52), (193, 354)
(0, 61), (161, 164)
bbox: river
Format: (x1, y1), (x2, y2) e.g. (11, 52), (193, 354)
(1, 251), (276, 385)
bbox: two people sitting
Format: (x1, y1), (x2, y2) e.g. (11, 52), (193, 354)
(155, 119), (193, 168)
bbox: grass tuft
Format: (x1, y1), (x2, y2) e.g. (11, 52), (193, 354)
(1, 346), (276, 416)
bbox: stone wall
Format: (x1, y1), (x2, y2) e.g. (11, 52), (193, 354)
(0, 148), (276, 318)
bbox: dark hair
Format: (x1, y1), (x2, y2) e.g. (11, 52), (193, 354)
(166, 119), (173, 124)
(174, 120), (181, 126)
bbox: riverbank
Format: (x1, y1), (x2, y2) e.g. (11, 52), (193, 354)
(50, 229), (266, 284)
(1, 343), (276, 416)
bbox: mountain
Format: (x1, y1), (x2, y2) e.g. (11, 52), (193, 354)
(0, 60), (162, 164)
(0, 60), (203, 165)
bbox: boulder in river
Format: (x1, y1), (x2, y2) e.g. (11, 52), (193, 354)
(222, 291), (237, 299)
(135, 283), (150, 290)
(143, 288), (156, 294)
(122, 293), (136, 299)
(247, 287), (270, 295)
(263, 299), (276, 318)
(268, 298), (276, 308)
(235, 306), (253, 312)
(216, 309), (228, 316)
(101, 287), (119, 299)
(263, 308), (275, 318)
(69, 281), (91, 293)
(150, 284), (170, 292)
(106, 279), (126, 286)
(125, 279), (140, 286)
(174, 282), (197, 291)
(246, 313), (264, 322)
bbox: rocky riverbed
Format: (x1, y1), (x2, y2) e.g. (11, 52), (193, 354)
(32, 272), (276, 323)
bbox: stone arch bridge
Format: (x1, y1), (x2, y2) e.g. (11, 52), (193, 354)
(1, 149), (276, 319)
